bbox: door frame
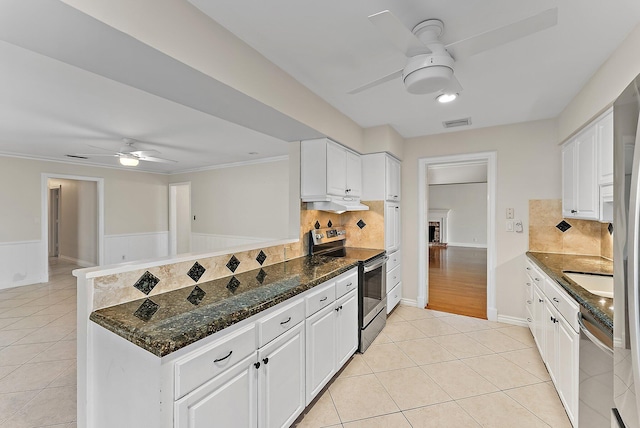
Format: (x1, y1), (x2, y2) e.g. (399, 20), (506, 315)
(169, 182), (191, 256)
(41, 173), (104, 281)
(417, 151), (497, 321)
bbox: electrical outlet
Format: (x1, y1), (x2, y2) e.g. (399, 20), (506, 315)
(506, 208), (514, 219)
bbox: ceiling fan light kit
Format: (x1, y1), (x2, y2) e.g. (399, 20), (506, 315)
(436, 93), (458, 103)
(119, 156), (139, 167)
(403, 54), (454, 94)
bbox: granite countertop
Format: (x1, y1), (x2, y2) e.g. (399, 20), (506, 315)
(90, 255), (362, 357)
(527, 252), (613, 333)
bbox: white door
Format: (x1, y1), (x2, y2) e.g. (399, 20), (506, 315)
(175, 353), (257, 428)
(258, 322), (305, 428)
(305, 305), (336, 404)
(326, 142), (347, 196)
(335, 289), (358, 369)
(48, 187), (61, 257)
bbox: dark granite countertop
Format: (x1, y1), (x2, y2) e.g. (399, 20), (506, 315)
(90, 255), (360, 357)
(527, 252), (613, 333)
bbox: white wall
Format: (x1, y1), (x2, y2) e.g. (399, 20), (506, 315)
(429, 183), (487, 247)
(49, 178), (98, 267)
(175, 184), (191, 254)
(170, 159), (290, 241)
(403, 119), (560, 320)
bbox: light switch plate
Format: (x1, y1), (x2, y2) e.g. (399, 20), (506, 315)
(506, 220), (514, 232)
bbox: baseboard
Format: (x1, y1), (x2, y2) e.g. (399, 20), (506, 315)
(399, 298), (418, 307)
(487, 306), (498, 322)
(497, 314), (528, 327)
(58, 254), (96, 268)
(446, 242), (488, 249)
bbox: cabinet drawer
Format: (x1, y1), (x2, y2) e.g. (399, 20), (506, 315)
(175, 323), (256, 399)
(545, 279), (579, 333)
(386, 264), (401, 289)
(387, 250), (401, 272)
(305, 281), (336, 316)
(258, 299), (305, 348)
(387, 281), (402, 314)
(335, 270), (358, 299)
(525, 260), (544, 289)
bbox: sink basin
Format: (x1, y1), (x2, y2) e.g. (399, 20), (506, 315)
(563, 272), (613, 298)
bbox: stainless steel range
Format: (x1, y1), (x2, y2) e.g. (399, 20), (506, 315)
(309, 227), (387, 352)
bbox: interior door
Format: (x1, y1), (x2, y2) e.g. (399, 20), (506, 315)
(48, 187), (60, 257)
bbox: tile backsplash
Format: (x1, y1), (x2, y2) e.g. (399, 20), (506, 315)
(529, 199), (612, 259)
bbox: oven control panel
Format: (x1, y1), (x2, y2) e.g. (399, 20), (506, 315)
(311, 227), (346, 245)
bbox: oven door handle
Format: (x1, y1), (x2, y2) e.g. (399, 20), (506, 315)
(364, 256), (388, 273)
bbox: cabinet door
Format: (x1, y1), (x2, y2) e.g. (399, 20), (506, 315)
(386, 156), (401, 201)
(384, 203), (397, 253)
(305, 304), (336, 404)
(532, 286), (546, 359)
(557, 316), (579, 426)
(562, 141), (576, 217)
(326, 142), (347, 196)
(175, 353), (257, 428)
(575, 127), (598, 219)
(335, 290), (358, 369)
(258, 323), (305, 428)
(543, 304), (558, 383)
(597, 110), (614, 185)
(346, 150), (362, 197)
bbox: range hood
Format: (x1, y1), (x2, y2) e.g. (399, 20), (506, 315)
(305, 196), (370, 214)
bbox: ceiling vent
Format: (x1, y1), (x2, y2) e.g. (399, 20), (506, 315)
(443, 117), (472, 128)
(66, 154), (89, 159)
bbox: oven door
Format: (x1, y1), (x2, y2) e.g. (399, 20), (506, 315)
(361, 256), (388, 327)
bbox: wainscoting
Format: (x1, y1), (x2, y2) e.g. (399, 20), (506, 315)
(0, 240), (46, 289)
(190, 233), (273, 253)
(103, 232), (169, 265)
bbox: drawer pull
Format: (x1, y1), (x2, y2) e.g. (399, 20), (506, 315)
(213, 351), (233, 363)
(262, 357), (269, 365)
(534, 278), (540, 282)
(280, 317), (291, 325)
(552, 297), (560, 303)
(320, 297), (328, 302)
(526, 300), (532, 305)
(254, 362), (261, 369)
(335, 307), (340, 312)
(527, 317), (532, 322)
(526, 267), (531, 271)
(346, 282), (353, 287)
(539, 299), (543, 303)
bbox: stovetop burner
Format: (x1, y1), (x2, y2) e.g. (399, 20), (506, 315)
(309, 227), (384, 263)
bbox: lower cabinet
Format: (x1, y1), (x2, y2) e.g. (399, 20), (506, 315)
(335, 290), (358, 368)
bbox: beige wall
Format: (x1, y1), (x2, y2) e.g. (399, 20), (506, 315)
(558, 23), (640, 142)
(429, 183), (488, 246)
(402, 119), (560, 318)
(170, 159), (290, 240)
(0, 156), (169, 243)
(363, 125), (405, 159)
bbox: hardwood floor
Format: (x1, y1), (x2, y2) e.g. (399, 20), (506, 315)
(427, 246), (487, 319)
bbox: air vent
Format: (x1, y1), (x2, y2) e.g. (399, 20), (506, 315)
(443, 117), (472, 128)
(66, 154), (88, 159)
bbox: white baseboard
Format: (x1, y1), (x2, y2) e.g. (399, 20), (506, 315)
(447, 242), (488, 249)
(487, 306), (498, 322)
(497, 314), (528, 327)
(399, 298), (418, 307)
(0, 240), (45, 290)
(58, 254), (96, 268)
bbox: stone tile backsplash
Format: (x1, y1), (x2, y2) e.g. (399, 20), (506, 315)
(529, 199), (612, 259)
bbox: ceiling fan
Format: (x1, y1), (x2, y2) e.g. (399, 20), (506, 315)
(69, 138), (177, 166)
(349, 8), (558, 96)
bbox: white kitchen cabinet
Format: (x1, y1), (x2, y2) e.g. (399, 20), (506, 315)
(532, 284), (546, 359)
(562, 126), (598, 220)
(385, 156), (401, 201)
(385, 202), (400, 253)
(597, 109), (613, 186)
(258, 322), (306, 428)
(305, 304), (336, 403)
(301, 138), (361, 200)
(175, 353), (257, 428)
(556, 313), (579, 425)
(361, 153), (401, 201)
(335, 289), (358, 369)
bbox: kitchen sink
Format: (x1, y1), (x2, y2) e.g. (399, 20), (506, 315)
(563, 271), (613, 298)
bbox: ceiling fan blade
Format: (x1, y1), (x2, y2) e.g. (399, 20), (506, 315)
(369, 10), (431, 56)
(348, 69), (403, 95)
(130, 150), (161, 157)
(71, 153), (117, 157)
(442, 75), (463, 94)
(137, 156), (177, 164)
(445, 8), (558, 60)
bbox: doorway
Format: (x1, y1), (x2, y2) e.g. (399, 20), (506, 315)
(48, 186), (61, 258)
(417, 152), (497, 321)
(169, 182), (191, 255)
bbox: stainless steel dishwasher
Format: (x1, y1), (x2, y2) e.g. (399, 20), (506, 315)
(578, 307), (614, 428)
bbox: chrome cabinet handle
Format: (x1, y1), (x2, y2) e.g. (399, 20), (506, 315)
(552, 297), (560, 303)
(280, 317), (291, 325)
(346, 282), (353, 287)
(539, 299), (543, 303)
(320, 297), (327, 302)
(214, 351), (232, 363)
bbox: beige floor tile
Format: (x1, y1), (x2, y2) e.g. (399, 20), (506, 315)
(394, 337), (457, 366)
(462, 354), (543, 390)
(421, 360), (499, 399)
(3, 314), (60, 331)
(33, 305), (75, 317)
(0, 343), (53, 366)
(0, 306), (47, 319)
(440, 315), (494, 333)
(505, 382), (572, 427)
(403, 401), (481, 427)
(361, 343), (415, 373)
(13, 325), (75, 345)
(0, 390), (39, 424)
(393, 306), (434, 321)
(458, 392), (548, 428)
(371, 331), (392, 345)
(49, 362), (77, 388)
(0, 366), (19, 381)
(501, 348), (551, 381)
(409, 318), (460, 337)
(342, 412), (411, 428)
(375, 366), (451, 410)
(28, 340), (76, 363)
(0, 385), (76, 428)
(0, 360), (73, 393)
(464, 329), (530, 353)
(328, 374), (399, 423)
(425, 309), (455, 318)
(386, 311), (406, 324)
(338, 354), (372, 379)
(0, 329), (37, 347)
(46, 313), (76, 328)
(296, 391), (341, 428)
(381, 321), (426, 342)
(495, 325), (536, 347)
(431, 334), (493, 359)
(0, 318), (21, 330)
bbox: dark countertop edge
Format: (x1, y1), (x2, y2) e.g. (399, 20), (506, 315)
(89, 259), (359, 358)
(526, 252), (613, 333)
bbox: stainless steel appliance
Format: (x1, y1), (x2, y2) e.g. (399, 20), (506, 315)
(613, 75), (640, 427)
(578, 307), (614, 427)
(308, 227), (387, 352)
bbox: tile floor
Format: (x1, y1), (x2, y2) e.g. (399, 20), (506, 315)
(293, 305), (571, 428)
(0, 258), (77, 428)
(0, 260), (570, 428)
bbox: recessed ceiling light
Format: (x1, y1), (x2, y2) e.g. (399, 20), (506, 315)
(436, 93), (458, 103)
(119, 156), (139, 167)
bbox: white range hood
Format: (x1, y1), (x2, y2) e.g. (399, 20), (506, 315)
(305, 196), (369, 214)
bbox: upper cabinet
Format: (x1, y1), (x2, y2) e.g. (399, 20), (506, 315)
(562, 108), (613, 221)
(361, 153), (401, 201)
(301, 138), (361, 200)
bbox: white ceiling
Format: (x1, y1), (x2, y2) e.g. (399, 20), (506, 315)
(190, 0), (640, 138)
